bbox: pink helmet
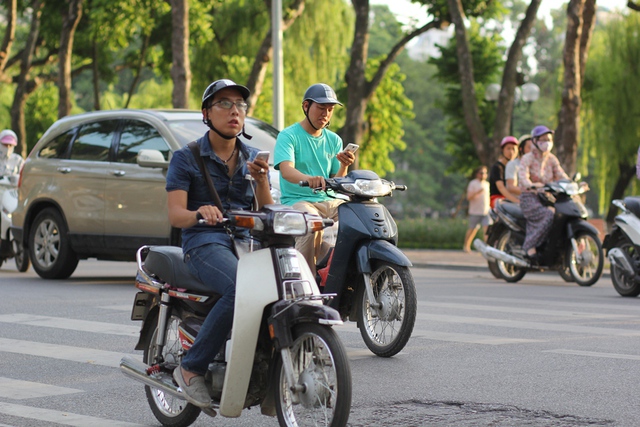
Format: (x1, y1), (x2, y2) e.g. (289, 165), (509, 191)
(0, 129), (17, 146)
(500, 136), (518, 147)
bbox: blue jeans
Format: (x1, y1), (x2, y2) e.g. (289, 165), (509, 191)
(181, 241), (237, 375)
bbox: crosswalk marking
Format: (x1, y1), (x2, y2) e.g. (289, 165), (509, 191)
(0, 378), (81, 399)
(0, 337), (140, 368)
(0, 314), (139, 336)
(0, 402), (145, 426)
(543, 349), (640, 360)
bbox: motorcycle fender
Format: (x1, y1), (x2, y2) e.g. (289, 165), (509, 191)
(268, 301), (342, 350)
(566, 220), (599, 240)
(134, 304), (159, 351)
(615, 213), (640, 246)
(220, 249), (279, 418)
(355, 240), (412, 274)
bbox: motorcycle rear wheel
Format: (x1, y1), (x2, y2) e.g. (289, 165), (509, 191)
(144, 314), (201, 427)
(486, 230), (502, 279)
(356, 261), (417, 357)
(274, 323), (352, 427)
(610, 236), (640, 296)
(13, 239), (30, 272)
(567, 230), (603, 287)
(495, 230), (526, 283)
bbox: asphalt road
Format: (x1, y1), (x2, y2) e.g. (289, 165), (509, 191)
(0, 260), (637, 426)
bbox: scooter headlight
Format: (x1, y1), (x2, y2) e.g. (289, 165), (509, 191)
(342, 179), (391, 197)
(273, 212), (307, 236)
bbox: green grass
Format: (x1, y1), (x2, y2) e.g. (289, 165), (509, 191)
(396, 217), (484, 249)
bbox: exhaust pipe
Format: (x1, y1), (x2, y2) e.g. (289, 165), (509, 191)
(473, 239), (530, 268)
(120, 355), (184, 399)
(608, 248), (636, 278)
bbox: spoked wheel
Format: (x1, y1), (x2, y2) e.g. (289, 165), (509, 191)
(274, 323), (351, 427)
(567, 231), (604, 287)
(486, 227), (502, 279)
(557, 264), (575, 282)
(610, 237), (640, 297)
(495, 230), (526, 283)
(144, 314), (201, 427)
(356, 261), (417, 357)
(13, 238), (30, 272)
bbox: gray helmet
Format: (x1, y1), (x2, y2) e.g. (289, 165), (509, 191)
(303, 83), (342, 106)
(202, 79), (250, 109)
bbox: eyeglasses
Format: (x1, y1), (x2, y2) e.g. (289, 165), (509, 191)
(211, 100), (248, 112)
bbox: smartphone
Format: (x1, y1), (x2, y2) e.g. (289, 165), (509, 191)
(254, 151), (270, 162)
(343, 143), (359, 154)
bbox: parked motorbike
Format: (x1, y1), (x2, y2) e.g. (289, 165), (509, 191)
(304, 170), (417, 358)
(603, 197), (640, 296)
(474, 179), (604, 286)
(120, 205), (352, 427)
(0, 176), (29, 272)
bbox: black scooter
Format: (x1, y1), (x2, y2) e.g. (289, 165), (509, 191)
(474, 179), (604, 286)
(303, 170), (417, 357)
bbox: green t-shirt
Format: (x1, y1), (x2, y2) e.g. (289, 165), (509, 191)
(274, 122), (343, 205)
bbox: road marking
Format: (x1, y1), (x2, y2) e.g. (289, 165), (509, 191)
(0, 378), (81, 399)
(0, 402), (145, 426)
(543, 349), (640, 361)
(419, 301), (635, 319)
(446, 295), (640, 313)
(97, 304), (131, 312)
(0, 314), (139, 336)
(0, 337), (140, 368)
(419, 313), (640, 337)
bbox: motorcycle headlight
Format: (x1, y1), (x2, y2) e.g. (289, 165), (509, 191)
(341, 179), (391, 197)
(273, 212), (308, 236)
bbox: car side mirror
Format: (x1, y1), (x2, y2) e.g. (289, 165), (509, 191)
(137, 149), (169, 169)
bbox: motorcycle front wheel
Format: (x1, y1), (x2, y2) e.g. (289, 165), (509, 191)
(567, 230), (604, 287)
(274, 323), (352, 427)
(495, 230), (526, 283)
(609, 236), (640, 296)
(144, 314), (201, 427)
(13, 239), (30, 272)
(356, 261), (417, 357)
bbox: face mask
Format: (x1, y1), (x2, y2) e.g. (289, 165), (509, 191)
(536, 140), (553, 153)
(0, 144), (9, 160)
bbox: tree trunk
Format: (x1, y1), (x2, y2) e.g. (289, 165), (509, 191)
(555, 0), (596, 175)
(58, 0), (84, 119)
(91, 38), (100, 110)
(446, 0), (489, 165)
(340, 0), (442, 160)
(0, 0), (17, 78)
(11, 0), (44, 158)
(124, 34), (150, 109)
(245, 0), (305, 116)
(491, 0), (542, 162)
(605, 164), (637, 226)
(170, 0), (191, 109)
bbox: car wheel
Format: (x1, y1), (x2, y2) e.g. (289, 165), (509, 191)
(29, 208), (79, 279)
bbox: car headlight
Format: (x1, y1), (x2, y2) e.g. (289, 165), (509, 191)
(342, 179), (392, 197)
(273, 212), (308, 236)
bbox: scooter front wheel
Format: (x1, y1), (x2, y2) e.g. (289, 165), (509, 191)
(144, 314), (201, 427)
(356, 261), (417, 357)
(567, 230), (604, 287)
(274, 323), (352, 427)
(610, 236), (640, 296)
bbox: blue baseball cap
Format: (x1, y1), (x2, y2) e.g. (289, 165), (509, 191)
(531, 125), (554, 138)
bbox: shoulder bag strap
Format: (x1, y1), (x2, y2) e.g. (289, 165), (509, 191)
(187, 141), (225, 213)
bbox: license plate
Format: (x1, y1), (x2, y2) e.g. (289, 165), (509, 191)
(131, 292), (152, 321)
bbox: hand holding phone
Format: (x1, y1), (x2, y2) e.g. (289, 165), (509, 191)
(343, 143), (359, 154)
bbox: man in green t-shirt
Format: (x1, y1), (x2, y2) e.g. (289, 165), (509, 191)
(274, 83), (355, 275)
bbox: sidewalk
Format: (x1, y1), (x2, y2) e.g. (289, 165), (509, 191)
(402, 248), (610, 277)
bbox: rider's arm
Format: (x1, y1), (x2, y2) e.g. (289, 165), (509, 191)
(497, 180), (519, 203)
(279, 161), (326, 189)
(506, 178), (521, 196)
(167, 190), (223, 228)
(551, 155), (570, 181)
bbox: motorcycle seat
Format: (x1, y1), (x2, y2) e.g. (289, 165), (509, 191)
(144, 246), (219, 295)
(624, 197), (640, 218)
(499, 201), (524, 220)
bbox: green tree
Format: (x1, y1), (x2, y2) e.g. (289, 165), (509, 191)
(581, 12), (640, 223)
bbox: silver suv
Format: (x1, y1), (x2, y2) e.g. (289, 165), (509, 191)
(11, 110), (280, 279)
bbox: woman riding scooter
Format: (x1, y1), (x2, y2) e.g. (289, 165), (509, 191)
(517, 125), (570, 266)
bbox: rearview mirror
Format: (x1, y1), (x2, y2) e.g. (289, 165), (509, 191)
(572, 172), (582, 182)
(137, 149), (169, 169)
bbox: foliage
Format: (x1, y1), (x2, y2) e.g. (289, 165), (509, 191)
(430, 19), (504, 174)
(581, 12), (640, 214)
(396, 217), (474, 249)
